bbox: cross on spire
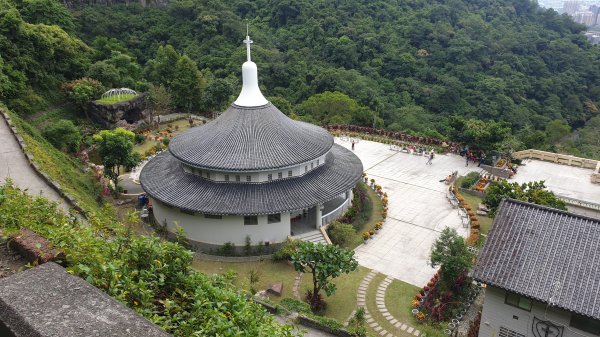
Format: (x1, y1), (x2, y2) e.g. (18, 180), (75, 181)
(243, 23), (253, 62)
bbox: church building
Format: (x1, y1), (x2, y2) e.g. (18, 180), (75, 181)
(140, 34), (363, 251)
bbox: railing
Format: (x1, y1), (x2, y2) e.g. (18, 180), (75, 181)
(513, 149), (598, 169)
(321, 197), (351, 226)
(558, 196), (600, 211)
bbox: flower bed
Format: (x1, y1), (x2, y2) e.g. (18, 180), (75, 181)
(450, 185), (481, 246)
(413, 271), (479, 325)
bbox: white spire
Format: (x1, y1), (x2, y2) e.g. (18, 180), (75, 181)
(234, 26), (268, 107)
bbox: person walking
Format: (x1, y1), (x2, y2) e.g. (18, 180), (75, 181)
(426, 150), (434, 165)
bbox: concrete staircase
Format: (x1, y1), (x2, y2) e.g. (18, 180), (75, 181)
(293, 230), (328, 244)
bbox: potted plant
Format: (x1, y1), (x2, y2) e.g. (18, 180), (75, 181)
(412, 308), (419, 316)
(374, 223), (382, 233)
(416, 312), (425, 323)
(362, 232), (370, 243)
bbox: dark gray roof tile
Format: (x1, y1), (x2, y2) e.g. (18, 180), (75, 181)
(141, 144), (362, 215)
(472, 199), (600, 320)
(168, 103), (334, 171)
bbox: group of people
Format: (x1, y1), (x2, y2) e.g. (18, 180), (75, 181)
(461, 147), (486, 167)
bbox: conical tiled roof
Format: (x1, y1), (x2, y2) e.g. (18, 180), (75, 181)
(168, 103), (333, 171)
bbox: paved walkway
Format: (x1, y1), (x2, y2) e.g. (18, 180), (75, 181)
(0, 114), (67, 211)
(337, 139), (476, 286)
(512, 158), (600, 204)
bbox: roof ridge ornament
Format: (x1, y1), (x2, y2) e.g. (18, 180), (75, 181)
(233, 24), (269, 107)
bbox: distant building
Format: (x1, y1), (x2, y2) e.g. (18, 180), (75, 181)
(574, 10), (596, 25)
(473, 199), (600, 337)
(563, 1), (584, 15)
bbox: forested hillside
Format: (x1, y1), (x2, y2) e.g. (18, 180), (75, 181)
(1, 0), (599, 158)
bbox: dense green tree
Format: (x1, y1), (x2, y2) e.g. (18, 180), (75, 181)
(545, 120), (571, 145)
(448, 116), (511, 151)
(93, 128), (140, 195)
(18, 0), (75, 32)
(202, 77), (234, 111)
(291, 241), (358, 312)
(429, 228), (471, 292)
(42, 119), (82, 153)
(170, 55), (206, 111)
(61, 78), (105, 116)
(297, 91), (375, 126)
(147, 84), (171, 126)
(483, 180), (567, 216)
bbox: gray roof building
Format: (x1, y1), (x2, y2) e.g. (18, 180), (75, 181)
(140, 33), (362, 219)
(169, 103), (334, 171)
(472, 199), (600, 320)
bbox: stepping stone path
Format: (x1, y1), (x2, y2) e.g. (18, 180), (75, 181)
(292, 272), (303, 299)
(352, 272), (422, 337)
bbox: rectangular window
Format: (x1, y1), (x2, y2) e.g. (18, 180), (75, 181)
(278, 172), (283, 179)
(244, 216), (258, 225)
(206, 172), (211, 179)
(311, 162), (314, 169)
(236, 175), (240, 182)
(204, 214), (222, 219)
(246, 175), (251, 182)
(499, 327), (525, 337)
(571, 314), (600, 335)
(317, 159), (320, 165)
(268, 213), (281, 224)
(505, 292), (532, 311)
(305, 166), (308, 172)
(288, 170), (292, 177)
(224, 175), (229, 182)
(268, 174), (272, 181)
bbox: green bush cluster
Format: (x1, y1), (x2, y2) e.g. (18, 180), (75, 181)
(327, 221), (355, 246)
(460, 172), (481, 189)
(0, 182), (294, 336)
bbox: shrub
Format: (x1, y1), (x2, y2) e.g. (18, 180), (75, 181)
(134, 133), (145, 144)
(272, 238), (300, 261)
(461, 172), (481, 189)
(42, 119), (82, 153)
(327, 221), (355, 246)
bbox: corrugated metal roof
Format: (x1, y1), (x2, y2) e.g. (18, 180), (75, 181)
(140, 144), (363, 215)
(472, 199), (600, 320)
(168, 103), (334, 171)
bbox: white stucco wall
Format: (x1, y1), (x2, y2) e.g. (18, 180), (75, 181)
(152, 200), (290, 245)
(181, 153), (328, 183)
(479, 286), (597, 337)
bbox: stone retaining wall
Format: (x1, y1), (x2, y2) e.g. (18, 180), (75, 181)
(0, 110), (87, 218)
(513, 149), (598, 169)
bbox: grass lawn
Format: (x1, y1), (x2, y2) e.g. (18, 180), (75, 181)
(460, 192), (493, 235)
(385, 280), (445, 337)
(192, 258), (369, 324)
(302, 266), (370, 323)
(95, 93), (138, 104)
(192, 259), (299, 302)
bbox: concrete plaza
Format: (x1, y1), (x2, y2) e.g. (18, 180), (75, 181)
(512, 158), (600, 204)
(336, 138), (478, 286)
(339, 138), (600, 287)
